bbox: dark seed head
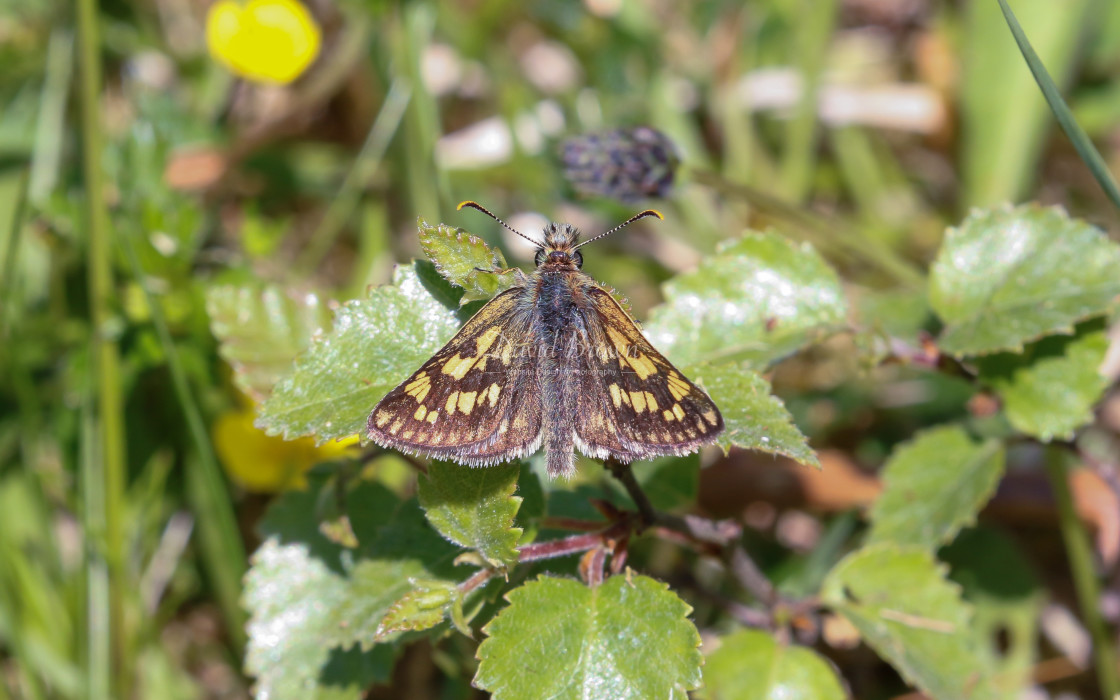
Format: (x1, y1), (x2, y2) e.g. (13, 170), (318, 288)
(559, 126), (680, 202)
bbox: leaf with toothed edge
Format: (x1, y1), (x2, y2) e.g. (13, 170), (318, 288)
(243, 473), (461, 699)
(689, 362), (818, 468)
(821, 544), (999, 700)
(930, 204), (1120, 356)
(418, 217), (520, 304)
(976, 320), (1110, 442)
(206, 282), (333, 401)
(645, 232), (848, 370)
(867, 425), (1005, 550)
(475, 574), (702, 699)
(703, 629), (846, 700)
(256, 263), (461, 444)
(418, 461), (523, 568)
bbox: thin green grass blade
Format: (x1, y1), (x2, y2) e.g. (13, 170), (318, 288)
(119, 233), (247, 652)
(997, 0), (1120, 212)
(296, 79), (411, 274)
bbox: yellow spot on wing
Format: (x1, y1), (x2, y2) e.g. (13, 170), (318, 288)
(405, 373), (430, 403)
(696, 418), (708, 434)
(389, 420), (403, 435)
(500, 342), (513, 365)
(414, 405), (428, 421)
(672, 403), (685, 421)
(458, 391), (477, 415)
(488, 383), (501, 406)
(609, 384), (622, 408)
(475, 326), (502, 357)
(630, 391), (647, 413)
(703, 410), (718, 426)
(426, 410), (439, 424)
(375, 410), (391, 428)
(442, 354), (475, 380)
(663, 409), (676, 422)
(628, 354), (658, 380)
(606, 326), (631, 355)
(667, 372), (690, 400)
(644, 392), (658, 411)
(401, 429), (414, 440)
(446, 392), (459, 414)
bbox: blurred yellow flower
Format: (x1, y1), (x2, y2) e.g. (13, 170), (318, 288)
(213, 406), (357, 492)
(206, 0), (321, 84)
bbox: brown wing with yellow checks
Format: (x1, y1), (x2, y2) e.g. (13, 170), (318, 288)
(367, 287), (543, 465)
(573, 285), (723, 462)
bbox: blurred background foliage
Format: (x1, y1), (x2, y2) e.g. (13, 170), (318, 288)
(3, 0), (1120, 697)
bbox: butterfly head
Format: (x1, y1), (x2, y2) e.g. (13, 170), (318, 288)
(456, 201), (664, 271)
(536, 224), (584, 269)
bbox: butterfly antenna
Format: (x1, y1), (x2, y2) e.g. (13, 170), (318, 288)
(573, 209), (664, 250)
(458, 201), (542, 247)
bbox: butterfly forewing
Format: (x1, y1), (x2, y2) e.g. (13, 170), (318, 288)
(367, 288), (543, 464)
(574, 286), (723, 460)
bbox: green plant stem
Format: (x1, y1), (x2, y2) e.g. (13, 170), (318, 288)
(689, 167), (925, 288)
(76, 0), (127, 692)
(1043, 448), (1120, 696)
(604, 458), (658, 529)
(996, 0), (1120, 212)
(80, 399), (111, 700)
(120, 235), (247, 652)
(296, 80), (411, 274)
(0, 168), (29, 341)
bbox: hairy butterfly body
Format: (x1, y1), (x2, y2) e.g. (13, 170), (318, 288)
(367, 202), (724, 478)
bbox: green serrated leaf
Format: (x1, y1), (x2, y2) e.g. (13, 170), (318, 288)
(475, 575), (702, 699)
(244, 474), (460, 699)
(691, 363), (818, 467)
(206, 283), (332, 401)
(930, 204), (1120, 356)
(418, 461), (523, 568)
(646, 232), (848, 369)
(417, 217), (518, 304)
(977, 322), (1109, 442)
(867, 426), (1004, 550)
(943, 528), (1043, 700)
(257, 264), (460, 443)
(702, 629), (845, 700)
(375, 579), (460, 640)
(821, 544), (997, 700)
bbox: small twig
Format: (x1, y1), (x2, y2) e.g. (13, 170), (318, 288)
(602, 458), (781, 605)
(539, 516), (607, 532)
(604, 458), (657, 528)
(457, 519), (632, 593)
(458, 568), (494, 595)
(729, 545), (777, 604)
(580, 547), (608, 587)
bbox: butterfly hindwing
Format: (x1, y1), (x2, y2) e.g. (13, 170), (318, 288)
(574, 285), (723, 460)
(367, 287), (543, 464)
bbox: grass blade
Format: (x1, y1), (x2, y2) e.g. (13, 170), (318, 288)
(119, 233), (248, 652)
(996, 0), (1120, 211)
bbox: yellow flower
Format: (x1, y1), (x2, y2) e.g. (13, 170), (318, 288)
(206, 0), (321, 85)
(213, 406), (357, 492)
